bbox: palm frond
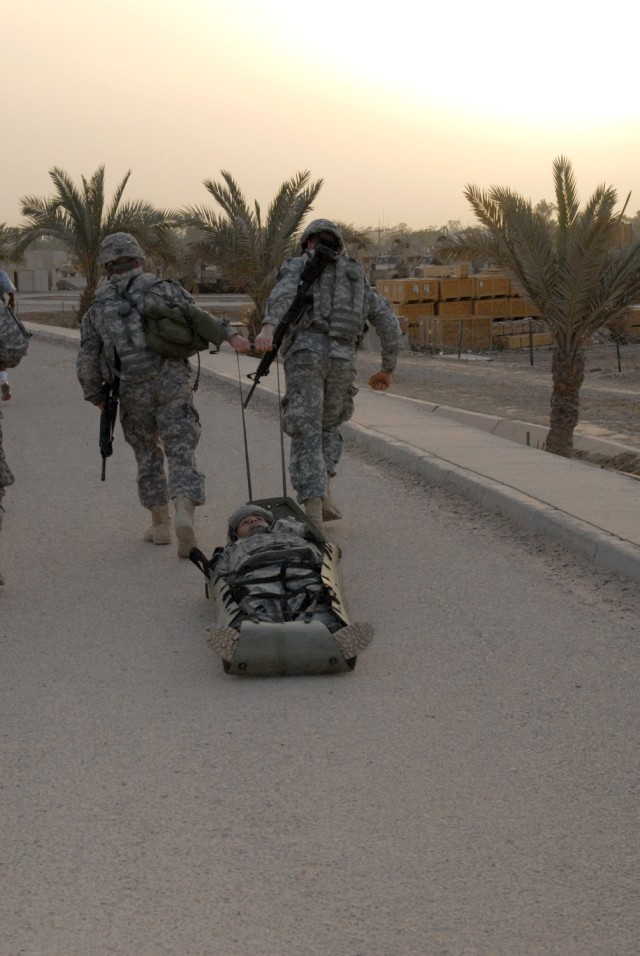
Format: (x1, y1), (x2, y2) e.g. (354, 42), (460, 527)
(14, 164), (178, 302)
(182, 169), (324, 317)
(559, 186), (620, 345)
(553, 155), (580, 243)
(181, 204), (225, 232)
(104, 169), (133, 226)
(203, 170), (254, 226)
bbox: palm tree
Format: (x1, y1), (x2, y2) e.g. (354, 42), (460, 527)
(182, 169), (323, 337)
(13, 166), (178, 318)
(441, 156), (640, 456)
(0, 223), (20, 264)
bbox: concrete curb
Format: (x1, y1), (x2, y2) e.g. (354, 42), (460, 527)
(383, 391), (640, 460)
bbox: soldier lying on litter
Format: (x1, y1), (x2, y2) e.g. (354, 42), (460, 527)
(194, 503), (373, 665)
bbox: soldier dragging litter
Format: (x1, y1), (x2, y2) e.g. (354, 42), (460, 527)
(0, 408), (14, 585)
(77, 232), (250, 557)
(0, 270), (27, 585)
(0, 269), (17, 402)
(254, 218), (401, 534)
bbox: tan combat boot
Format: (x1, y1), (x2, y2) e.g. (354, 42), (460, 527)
(0, 568), (5, 586)
(303, 497), (324, 535)
(322, 474), (342, 521)
(143, 504), (172, 545)
(173, 496), (197, 558)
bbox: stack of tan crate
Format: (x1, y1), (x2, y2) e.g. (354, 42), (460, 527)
(377, 270), (553, 350)
(376, 277), (440, 347)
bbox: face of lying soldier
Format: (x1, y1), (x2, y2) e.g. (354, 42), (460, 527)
(235, 513), (271, 539)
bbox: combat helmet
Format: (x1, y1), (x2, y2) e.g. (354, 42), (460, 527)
(300, 219), (344, 252)
(227, 504), (274, 542)
(98, 232), (145, 266)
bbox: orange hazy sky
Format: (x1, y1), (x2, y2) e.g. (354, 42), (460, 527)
(4, 0), (639, 231)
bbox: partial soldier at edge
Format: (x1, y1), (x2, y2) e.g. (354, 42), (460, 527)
(0, 407), (15, 586)
(0, 269), (17, 402)
(0, 270), (20, 585)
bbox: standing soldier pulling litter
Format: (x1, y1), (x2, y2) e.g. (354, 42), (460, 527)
(254, 218), (400, 533)
(76, 232), (250, 557)
(0, 269), (17, 402)
(0, 401), (14, 585)
(0, 271), (29, 585)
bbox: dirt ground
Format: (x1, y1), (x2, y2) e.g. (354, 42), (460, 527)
(355, 339), (640, 475)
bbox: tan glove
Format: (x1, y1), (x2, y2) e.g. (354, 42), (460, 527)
(368, 371), (392, 391)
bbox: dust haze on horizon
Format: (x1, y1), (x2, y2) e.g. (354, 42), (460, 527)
(3, 0), (639, 235)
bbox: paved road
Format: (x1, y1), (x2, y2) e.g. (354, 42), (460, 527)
(2, 338), (639, 955)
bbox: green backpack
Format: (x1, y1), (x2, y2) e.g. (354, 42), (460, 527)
(119, 278), (232, 361)
(142, 300), (231, 360)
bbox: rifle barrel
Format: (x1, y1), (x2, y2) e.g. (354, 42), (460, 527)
(243, 378), (259, 409)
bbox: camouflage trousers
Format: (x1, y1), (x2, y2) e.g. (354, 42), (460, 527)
(119, 364), (205, 510)
(282, 349), (357, 502)
(0, 414), (15, 534)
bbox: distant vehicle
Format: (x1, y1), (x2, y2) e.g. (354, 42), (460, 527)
(55, 274), (86, 290)
(370, 255), (408, 281)
(196, 265), (241, 294)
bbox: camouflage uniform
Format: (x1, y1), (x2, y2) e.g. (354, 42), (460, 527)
(215, 516), (340, 630)
(76, 266), (206, 509)
(263, 225), (400, 502)
(0, 409), (15, 534)
(1, 273), (19, 579)
(0, 270), (17, 402)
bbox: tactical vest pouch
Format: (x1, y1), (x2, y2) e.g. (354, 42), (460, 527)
(141, 301), (230, 361)
(0, 304), (31, 368)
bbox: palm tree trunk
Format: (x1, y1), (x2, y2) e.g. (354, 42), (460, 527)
(545, 348), (586, 457)
(78, 287), (94, 323)
(77, 266), (101, 324)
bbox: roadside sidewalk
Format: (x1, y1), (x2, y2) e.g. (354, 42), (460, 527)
(28, 322), (640, 584)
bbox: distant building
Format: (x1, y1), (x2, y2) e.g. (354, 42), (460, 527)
(0, 245), (85, 292)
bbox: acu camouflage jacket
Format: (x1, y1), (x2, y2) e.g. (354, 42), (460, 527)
(264, 251), (400, 372)
(76, 268), (194, 405)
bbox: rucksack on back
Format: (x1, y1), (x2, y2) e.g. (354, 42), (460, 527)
(0, 304), (31, 368)
(142, 300), (231, 360)
(118, 277), (232, 361)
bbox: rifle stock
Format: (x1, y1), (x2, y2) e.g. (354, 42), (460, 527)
(243, 243), (337, 408)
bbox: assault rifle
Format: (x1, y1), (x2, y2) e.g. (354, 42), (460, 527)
(243, 242), (337, 408)
(99, 356), (121, 481)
